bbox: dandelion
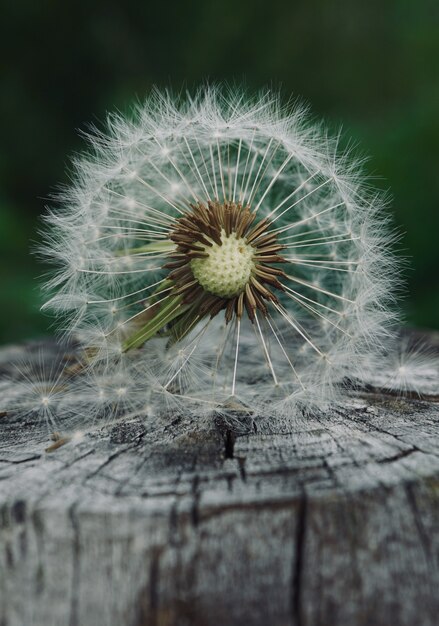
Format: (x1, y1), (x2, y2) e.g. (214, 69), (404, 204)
(41, 86), (400, 422)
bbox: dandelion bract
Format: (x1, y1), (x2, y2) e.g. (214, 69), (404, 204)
(41, 86), (400, 422)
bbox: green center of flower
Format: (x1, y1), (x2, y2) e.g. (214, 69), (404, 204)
(190, 229), (255, 298)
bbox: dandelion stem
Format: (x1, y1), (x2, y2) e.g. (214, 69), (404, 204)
(231, 318), (241, 396)
(123, 294), (189, 351)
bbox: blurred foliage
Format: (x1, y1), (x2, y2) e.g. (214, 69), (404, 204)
(0, 0), (438, 342)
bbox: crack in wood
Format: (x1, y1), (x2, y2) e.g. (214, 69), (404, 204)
(404, 482), (435, 569)
(148, 552), (160, 626)
(292, 492), (307, 626)
(0, 454), (42, 464)
(134, 548), (162, 626)
(224, 429), (235, 459)
(359, 385), (439, 403)
(236, 456), (247, 482)
(377, 448), (417, 464)
(191, 474), (200, 527)
(68, 502), (80, 626)
(82, 445), (134, 483)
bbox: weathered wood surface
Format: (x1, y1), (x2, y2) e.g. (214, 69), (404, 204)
(0, 333), (439, 626)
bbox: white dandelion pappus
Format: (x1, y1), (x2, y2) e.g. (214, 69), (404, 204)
(1, 348), (73, 432)
(358, 334), (439, 397)
(42, 86), (400, 420)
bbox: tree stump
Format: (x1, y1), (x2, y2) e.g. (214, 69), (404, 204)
(1, 331), (438, 626)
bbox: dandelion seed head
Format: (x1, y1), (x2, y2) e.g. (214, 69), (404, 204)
(40, 85), (401, 422)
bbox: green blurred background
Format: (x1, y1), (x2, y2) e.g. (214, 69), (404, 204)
(1, 0), (438, 343)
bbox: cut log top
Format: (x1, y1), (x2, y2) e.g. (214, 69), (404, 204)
(0, 331), (439, 626)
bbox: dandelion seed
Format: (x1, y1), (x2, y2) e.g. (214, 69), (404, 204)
(358, 335), (439, 397)
(2, 348), (73, 432)
(41, 86), (401, 420)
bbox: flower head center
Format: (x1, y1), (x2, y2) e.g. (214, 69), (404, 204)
(164, 200), (286, 324)
(190, 229), (255, 298)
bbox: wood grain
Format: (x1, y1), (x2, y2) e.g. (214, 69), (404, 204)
(0, 334), (438, 626)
